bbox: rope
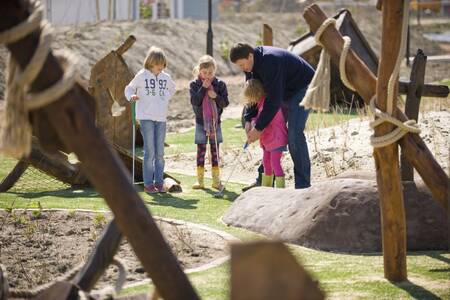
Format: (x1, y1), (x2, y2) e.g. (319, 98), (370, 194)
(304, 2), (420, 148)
(78, 258), (128, 300)
(301, 18), (336, 112)
(8, 258), (127, 299)
(8, 263), (84, 298)
(0, 0), (77, 159)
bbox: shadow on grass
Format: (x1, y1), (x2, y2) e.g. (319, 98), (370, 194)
(145, 193), (199, 209)
(393, 280), (442, 300)
(7, 187), (99, 199)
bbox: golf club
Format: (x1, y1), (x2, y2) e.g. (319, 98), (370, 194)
(214, 142), (248, 198)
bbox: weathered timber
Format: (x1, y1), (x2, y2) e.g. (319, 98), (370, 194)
(262, 24), (273, 46)
(289, 9), (449, 109)
(73, 220), (123, 292)
(21, 139), (88, 186)
(89, 37), (135, 149)
(33, 281), (79, 300)
(373, 0), (407, 281)
(401, 49), (427, 181)
(0, 2), (198, 299)
(231, 241), (324, 300)
(303, 4), (449, 212)
(399, 81), (449, 98)
(0, 161), (28, 192)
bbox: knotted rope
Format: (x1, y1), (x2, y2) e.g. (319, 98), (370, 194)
(302, 1), (420, 148)
(0, 0), (77, 158)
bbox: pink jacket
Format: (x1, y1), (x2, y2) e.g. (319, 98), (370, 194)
(252, 97), (288, 151)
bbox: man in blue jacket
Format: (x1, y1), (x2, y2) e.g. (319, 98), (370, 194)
(230, 43), (315, 189)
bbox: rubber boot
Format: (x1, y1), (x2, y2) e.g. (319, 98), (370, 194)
(261, 174), (274, 187)
(275, 176), (285, 188)
(192, 166), (205, 189)
(211, 166), (223, 190)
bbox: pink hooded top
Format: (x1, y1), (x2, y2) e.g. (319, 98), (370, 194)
(252, 97), (288, 151)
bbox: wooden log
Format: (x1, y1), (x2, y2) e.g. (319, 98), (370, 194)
(262, 24), (273, 46)
(21, 139), (88, 186)
(231, 241), (324, 300)
(401, 49), (427, 181)
(399, 81), (449, 98)
(116, 35), (136, 56)
(73, 220), (123, 292)
(303, 4), (449, 212)
(33, 281), (79, 300)
(0, 160), (28, 192)
(373, 0), (407, 281)
(0, 2), (199, 299)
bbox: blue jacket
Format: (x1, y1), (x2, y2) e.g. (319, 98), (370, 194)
(190, 77), (229, 125)
(244, 46), (315, 131)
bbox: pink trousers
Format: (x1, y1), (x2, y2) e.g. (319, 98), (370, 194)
(262, 150), (284, 177)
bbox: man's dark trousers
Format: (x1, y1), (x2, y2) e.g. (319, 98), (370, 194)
(287, 88), (310, 189)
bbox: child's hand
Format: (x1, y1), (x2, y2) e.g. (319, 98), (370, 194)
(208, 90), (217, 99)
(130, 95), (139, 102)
(202, 79), (211, 88)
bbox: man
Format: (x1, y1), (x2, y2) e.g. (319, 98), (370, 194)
(230, 43), (314, 189)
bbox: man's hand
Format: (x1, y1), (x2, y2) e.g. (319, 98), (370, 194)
(208, 89), (217, 99)
(130, 94), (139, 102)
(247, 128), (261, 144)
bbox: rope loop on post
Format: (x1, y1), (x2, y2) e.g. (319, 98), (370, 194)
(0, 0), (77, 158)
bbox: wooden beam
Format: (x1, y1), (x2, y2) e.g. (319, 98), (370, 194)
(0, 2), (199, 299)
(116, 35), (136, 56)
(73, 220), (123, 292)
(0, 160), (28, 192)
(262, 24), (273, 46)
(401, 49), (427, 181)
(374, 0), (407, 281)
(231, 241), (324, 300)
(399, 81), (449, 98)
(303, 4), (449, 212)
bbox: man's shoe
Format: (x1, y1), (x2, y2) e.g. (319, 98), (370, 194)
(242, 181), (261, 192)
(144, 184), (158, 194)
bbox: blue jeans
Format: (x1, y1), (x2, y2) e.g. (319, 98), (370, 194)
(287, 88), (311, 189)
(139, 120), (166, 186)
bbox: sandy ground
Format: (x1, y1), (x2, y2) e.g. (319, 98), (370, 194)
(165, 109), (450, 187)
(0, 210), (228, 290)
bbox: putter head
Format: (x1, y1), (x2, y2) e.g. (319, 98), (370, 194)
(214, 189), (224, 198)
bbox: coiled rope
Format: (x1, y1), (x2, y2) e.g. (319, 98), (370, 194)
(302, 1), (420, 148)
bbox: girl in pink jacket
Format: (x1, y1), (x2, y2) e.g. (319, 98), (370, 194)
(243, 79), (287, 188)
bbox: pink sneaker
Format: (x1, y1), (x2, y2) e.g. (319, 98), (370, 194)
(144, 184), (158, 194)
(155, 183), (167, 193)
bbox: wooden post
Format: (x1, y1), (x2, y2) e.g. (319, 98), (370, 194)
(373, 0), (407, 281)
(96, 0), (100, 22)
(73, 220), (123, 291)
(401, 49), (427, 181)
(0, 2), (199, 299)
(302, 4), (449, 212)
(262, 24), (273, 46)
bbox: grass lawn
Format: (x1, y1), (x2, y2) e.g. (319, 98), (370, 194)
(1, 169), (448, 299)
(0, 109), (448, 299)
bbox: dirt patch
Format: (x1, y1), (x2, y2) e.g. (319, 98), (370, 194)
(0, 210), (229, 291)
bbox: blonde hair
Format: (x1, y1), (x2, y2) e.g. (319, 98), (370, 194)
(144, 46), (167, 70)
(244, 79), (265, 105)
(192, 55), (217, 77)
